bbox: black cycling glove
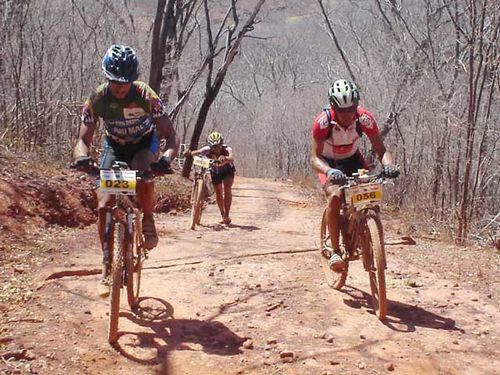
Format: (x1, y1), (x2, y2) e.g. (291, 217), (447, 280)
(383, 164), (400, 178)
(326, 168), (347, 185)
(70, 156), (92, 170)
(151, 156), (174, 174)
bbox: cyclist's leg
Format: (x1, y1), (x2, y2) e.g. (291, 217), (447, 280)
(132, 148), (156, 214)
(221, 165), (235, 224)
(211, 168), (225, 221)
(324, 153), (364, 271)
(213, 183), (225, 222)
(132, 133), (159, 249)
(222, 177), (233, 224)
(324, 183), (345, 271)
(318, 156), (346, 271)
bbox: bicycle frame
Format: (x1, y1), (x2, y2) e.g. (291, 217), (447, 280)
(190, 156), (215, 229)
(339, 173), (385, 259)
(340, 202), (381, 262)
(103, 195), (142, 266)
(101, 167), (145, 273)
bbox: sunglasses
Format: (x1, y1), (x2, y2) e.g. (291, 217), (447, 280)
(108, 80), (132, 86)
(336, 106), (357, 113)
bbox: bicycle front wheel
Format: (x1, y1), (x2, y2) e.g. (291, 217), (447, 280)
(363, 213), (387, 320)
(108, 222), (124, 344)
(126, 215), (142, 309)
(190, 179), (204, 229)
(319, 207), (348, 290)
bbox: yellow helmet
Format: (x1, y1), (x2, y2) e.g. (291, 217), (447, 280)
(207, 131), (224, 146)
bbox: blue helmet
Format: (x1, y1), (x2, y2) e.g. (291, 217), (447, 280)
(102, 44), (139, 83)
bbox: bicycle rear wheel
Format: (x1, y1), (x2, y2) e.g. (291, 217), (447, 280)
(126, 214), (142, 309)
(363, 213), (387, 320)
(190, 179), (204, 229)
(108, 222), (124, 344)
(319, 207), (348, 290)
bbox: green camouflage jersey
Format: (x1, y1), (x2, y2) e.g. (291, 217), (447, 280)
(82, 81), (167, 144)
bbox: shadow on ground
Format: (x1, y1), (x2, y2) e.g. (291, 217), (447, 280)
(112, 296), (247, 370)
(341, 286), (460, 333)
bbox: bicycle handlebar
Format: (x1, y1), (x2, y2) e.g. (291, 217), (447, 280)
(192, 155), (222, 168)
(340, 171), (389, 189)
(70, 159), (173, 178)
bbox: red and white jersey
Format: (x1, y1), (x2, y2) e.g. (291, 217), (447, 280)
(312, 106), (379, 160)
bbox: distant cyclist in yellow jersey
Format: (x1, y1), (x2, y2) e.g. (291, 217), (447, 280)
(185, 132), (235, 224)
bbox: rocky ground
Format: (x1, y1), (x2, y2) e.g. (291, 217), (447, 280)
(1, 161), (499, 374)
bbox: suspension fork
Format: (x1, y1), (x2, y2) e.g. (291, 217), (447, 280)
(102, 207), (114, 265)
(360, 207), (379, 271)
(338, 212), (349, 255)
(344, 209), (358, 253)
(123, 209), (135, 280)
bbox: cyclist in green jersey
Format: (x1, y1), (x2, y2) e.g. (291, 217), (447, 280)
(72, 44), (179, 297)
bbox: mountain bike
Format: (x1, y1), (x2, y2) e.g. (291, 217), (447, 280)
(98, 161), (151, 344)
(80, 160), (168, 344)
(190, 156), (215, 230)
(319, 171), (392, 320)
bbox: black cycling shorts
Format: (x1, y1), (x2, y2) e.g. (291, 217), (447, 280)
(211, 163), (236, 185)
(99, 132), (160, 170)
(323, 152), (366, 177)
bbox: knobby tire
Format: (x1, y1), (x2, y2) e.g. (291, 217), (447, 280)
(195, 179), (205, 225)
(190, 180), (200, 229)
(364, 214), (387, 320)
(190, 179), (204, 229)
(108, 222), (124, 344)
(320, 207), (348, 290)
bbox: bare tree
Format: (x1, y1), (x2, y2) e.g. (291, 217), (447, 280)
(179, 0), (267, 177)
(149, 0), (199, 101)
(451, 0), (499, 243)
(316, 0), (357, 82)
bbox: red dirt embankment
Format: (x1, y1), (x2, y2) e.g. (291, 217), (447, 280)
(0, 151), (190, 244)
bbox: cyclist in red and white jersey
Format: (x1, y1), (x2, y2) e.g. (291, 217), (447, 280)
(310, 79), (399, 271)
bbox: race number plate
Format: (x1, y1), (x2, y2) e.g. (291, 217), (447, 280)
(344, 183), (382, 207)
(193, 156), (211, 168)
(99, 170), (137, 195)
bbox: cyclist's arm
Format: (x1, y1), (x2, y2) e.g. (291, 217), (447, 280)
(219, 147), (234, 164)
(225, 147), (235, 162)
(154, 115), (179, 161)
(188, 145), (211, 158)
(367, 133), (394, 166)
(310, 136), (331, 175)
(73, 122), (95, 159)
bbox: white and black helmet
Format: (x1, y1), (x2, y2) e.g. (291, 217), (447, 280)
(328, 79), (360, 109)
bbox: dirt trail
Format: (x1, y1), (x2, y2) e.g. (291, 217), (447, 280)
(1, 177), (499, 375)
